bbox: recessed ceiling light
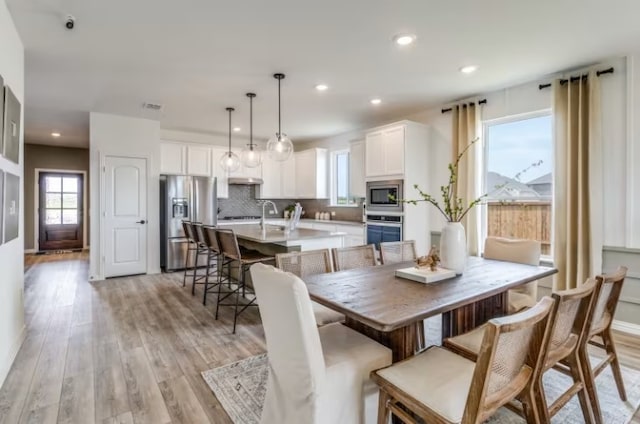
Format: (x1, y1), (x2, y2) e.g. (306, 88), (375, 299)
(460, 65), (478, 74)
(233, 127), (241, 132)
(393, 34), (416, 46)
(51, 132), (61, 137)
(370, 98), (382, 105)
(315, 84), (329, 91)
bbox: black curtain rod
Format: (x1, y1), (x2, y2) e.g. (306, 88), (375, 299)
(441, 99), (487, 114)
(538, 67), (614, 90)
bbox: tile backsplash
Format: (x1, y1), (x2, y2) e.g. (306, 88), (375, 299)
(217, 185), (364, 222)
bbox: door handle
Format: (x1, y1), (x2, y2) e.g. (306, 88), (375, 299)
(136, 220), (146, 224)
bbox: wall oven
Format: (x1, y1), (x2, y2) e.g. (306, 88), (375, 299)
(366, 214), (403, 247)
(366, 180), (403, 214)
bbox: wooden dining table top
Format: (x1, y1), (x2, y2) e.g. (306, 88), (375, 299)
(304, 256), (557, 332)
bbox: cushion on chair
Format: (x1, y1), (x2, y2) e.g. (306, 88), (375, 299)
(444, 325), (485, 360)
(312, 301), (345, 326)
(508, 290), (537, 313)
(375, 346), (475, 423)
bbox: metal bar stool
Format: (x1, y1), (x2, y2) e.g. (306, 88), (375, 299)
(182, 221), (208, 294)
(202, 225), (224, 306)
(215, 229), (274, 334)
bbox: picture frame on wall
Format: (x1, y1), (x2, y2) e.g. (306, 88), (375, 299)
(0, 73), (4, 157)
(4, 172), (19, 243)
(3, 86), (21, 164)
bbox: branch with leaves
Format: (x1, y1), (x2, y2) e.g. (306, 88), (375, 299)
(391, 137), (544, 222)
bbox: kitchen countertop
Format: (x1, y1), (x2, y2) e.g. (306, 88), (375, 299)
(217, 218), (365, 227)
(219, 224), (345, 244)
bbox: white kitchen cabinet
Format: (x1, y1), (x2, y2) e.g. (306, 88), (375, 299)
(160, 142), (186, 175)
(295, 148), (328, 199)
(187, 144), (212, 176)
(210, 147), (229, 198)
(258, 155), (296, 199)
(365, 125), (405, 178)
(349, 140), (365, 198)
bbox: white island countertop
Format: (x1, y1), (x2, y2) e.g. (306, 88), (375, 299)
(220, 224), (345, 247)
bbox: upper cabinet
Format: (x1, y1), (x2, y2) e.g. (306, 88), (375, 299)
(295, 148), (328, 199)
(210, 146), (229, 198)
(187, 144), (212, 176)
(349, 140), (365, 198)
(365, 125), (405, 178)
(257, 148), (327, 199)
(160, 142), (186, 175)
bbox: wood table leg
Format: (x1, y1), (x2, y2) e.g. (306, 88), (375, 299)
(441, 291), (508, 339)
(344, 317), (418, 362)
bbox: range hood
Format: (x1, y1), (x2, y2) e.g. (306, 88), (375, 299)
(228, 177), (263, 185)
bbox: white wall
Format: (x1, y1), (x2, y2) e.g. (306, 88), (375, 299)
(89, 113), (161, 280)
(0, 0), (25, 386)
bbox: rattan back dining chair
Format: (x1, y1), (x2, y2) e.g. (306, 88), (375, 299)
(379, 240), (417, 265)
(215, 229), (275, 334)
(372, 297), (555, 424)
(577, 266), (628, 423)
(444, 280), (598, 423)
(275, 249), (344, 326)
(331, 244), (377, 271)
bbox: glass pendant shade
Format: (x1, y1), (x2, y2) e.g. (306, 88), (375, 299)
(268, 73), (294, 162)
(220, 151), (241, 172)
(220, 106), (240, 172)
(241, 92), (262, 168)
(266, 133), (293, 161)
(241, 145), (262, 168)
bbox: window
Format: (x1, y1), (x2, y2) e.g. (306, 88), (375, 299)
(45, 175), (79, 225)
(483, 112), (553, 257)
(330, 149), (357, 206)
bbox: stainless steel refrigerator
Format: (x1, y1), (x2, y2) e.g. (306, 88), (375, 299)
(160, 175), (217, 271)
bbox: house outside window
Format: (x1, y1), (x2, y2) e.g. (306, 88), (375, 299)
(482, 112), (553, 258)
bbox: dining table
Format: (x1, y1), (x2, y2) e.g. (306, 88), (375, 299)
(304, 256), (557, 362)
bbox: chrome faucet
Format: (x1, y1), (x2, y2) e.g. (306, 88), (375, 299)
(260, 201), (278, 230)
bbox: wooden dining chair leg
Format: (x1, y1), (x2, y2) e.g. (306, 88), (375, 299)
(603, 328), (627, 401)
(520, 386), (541, 424)
(377, 390), (390, 424)
(531, 375), (550, 424)
(565, 352), (594, 424)
(579, 346), (604, 424)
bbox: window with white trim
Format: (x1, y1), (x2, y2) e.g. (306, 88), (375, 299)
(482, 112), (553, 258)
(330, 149), (357, 206)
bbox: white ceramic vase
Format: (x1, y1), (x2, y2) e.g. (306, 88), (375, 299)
(440, 222), (467, 275)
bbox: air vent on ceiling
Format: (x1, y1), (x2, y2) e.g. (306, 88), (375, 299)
(143, 102), (163, 111)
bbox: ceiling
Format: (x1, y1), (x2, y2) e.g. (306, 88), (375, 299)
(7, 0), (640, 149)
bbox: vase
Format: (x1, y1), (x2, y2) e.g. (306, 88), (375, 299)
(440, 222), (467, 275)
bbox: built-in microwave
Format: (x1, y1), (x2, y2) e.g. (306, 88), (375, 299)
(366, 180), (404, 213)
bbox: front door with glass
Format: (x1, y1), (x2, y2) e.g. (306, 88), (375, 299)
(38, 172), (84, 251)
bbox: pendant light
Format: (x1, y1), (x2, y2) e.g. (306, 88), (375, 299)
(220, 107), (241, 172)
(241, 93), (262, 168)
(266, 73), (294, 161)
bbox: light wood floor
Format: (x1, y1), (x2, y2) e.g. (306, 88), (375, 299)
(0, 252), (639, 423)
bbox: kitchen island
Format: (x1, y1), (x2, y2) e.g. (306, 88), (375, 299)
(218, 223), (345, 256)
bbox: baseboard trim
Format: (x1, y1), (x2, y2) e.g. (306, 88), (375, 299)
(0, 325), (26, 387)
(24, 249), (36, 254)
(612, 320), (640, 336)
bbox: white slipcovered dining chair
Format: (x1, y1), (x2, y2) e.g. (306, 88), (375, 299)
(484, 236), (541, 313)
(251, 263), (392, 424)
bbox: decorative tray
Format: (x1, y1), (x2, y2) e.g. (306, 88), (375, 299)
(395, 267), (456, 284)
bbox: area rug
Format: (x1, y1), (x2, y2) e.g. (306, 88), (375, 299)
(203, 351), (640, 424)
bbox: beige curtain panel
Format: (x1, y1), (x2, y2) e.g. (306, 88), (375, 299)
(452, 104), (482, 256)
(553, 70), (602, 290)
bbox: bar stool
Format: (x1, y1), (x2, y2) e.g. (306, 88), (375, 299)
(182, 221), (205, 288)
(215, 229), (275, 334)
(184, 222), (209, 295)
(202, 225), (224, 306)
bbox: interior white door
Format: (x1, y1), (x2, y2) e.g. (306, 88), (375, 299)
(104, 156), (147, 277)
